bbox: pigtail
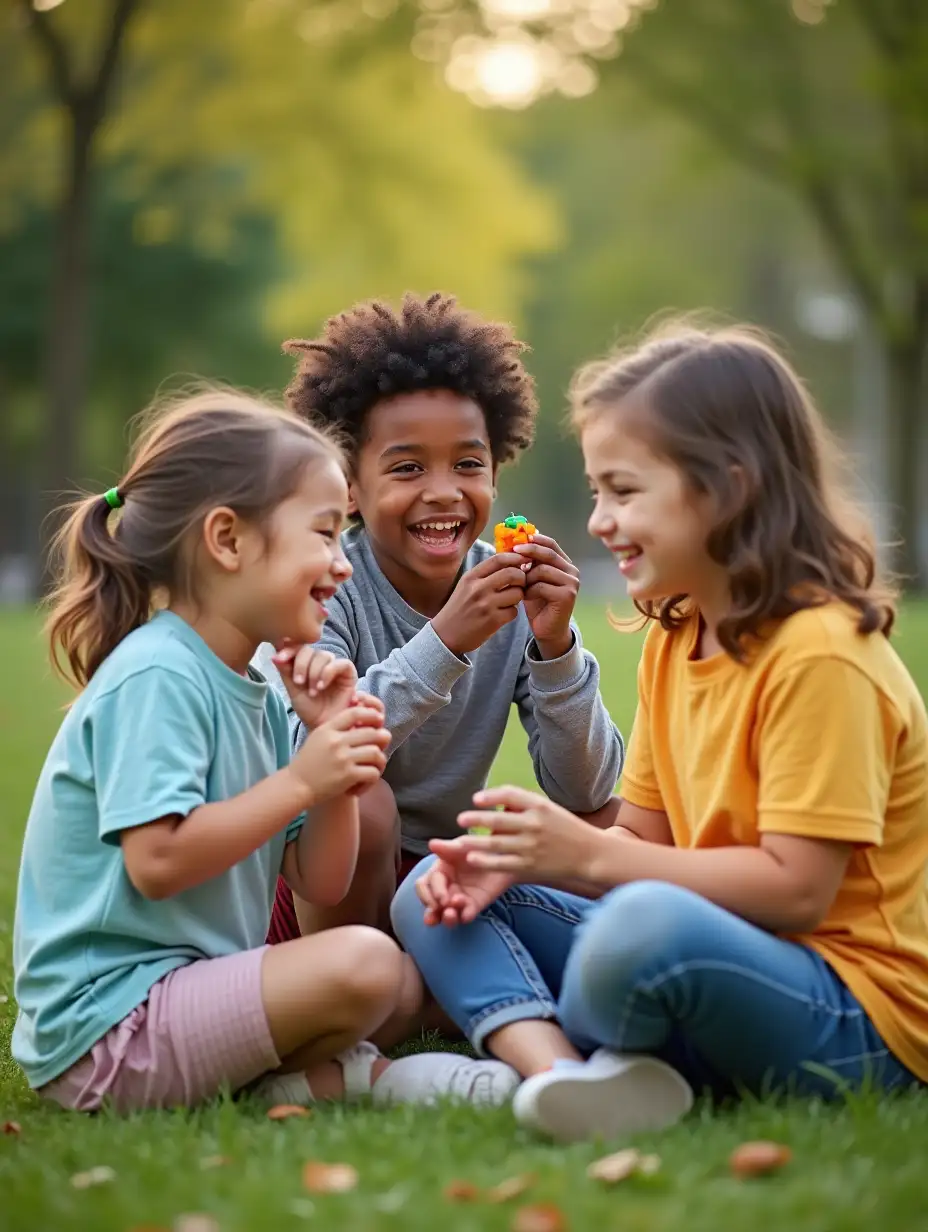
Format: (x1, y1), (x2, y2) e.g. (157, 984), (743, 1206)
(44, 491), (152, 690)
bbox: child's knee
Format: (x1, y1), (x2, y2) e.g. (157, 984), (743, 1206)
(389, 855), (435, 945)
(358, 779), (400, 867)
(331, 925), (406, 1010)
(567, 882), (706, 1017)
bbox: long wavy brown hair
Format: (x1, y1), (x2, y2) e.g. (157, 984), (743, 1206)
(570, 319), (898, 659)
(45, 388), (343, 690)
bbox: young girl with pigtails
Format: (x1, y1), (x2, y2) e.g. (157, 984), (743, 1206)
(12, 388), (518, 1114)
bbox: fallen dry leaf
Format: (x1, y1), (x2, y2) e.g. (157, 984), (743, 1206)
(729, 1141), (792, 1178)
(487, 1174), (536, 1203)
(173, 1216), (221, 1232)
(199, 1155), (230, 1170)
(70, 1165), (116, 1189)
(443, 1179), (481, 1202)
(587, 1149), (642, 1184)
(267, 1104), (311, 1121)
(2, 1121), (21, 1136)
(586, 1148), (662, 1184)
(302, 1161), (359, 1194)
(511, 1202), (567, 1232)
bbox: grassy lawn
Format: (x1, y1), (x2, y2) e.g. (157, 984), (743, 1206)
(3, 601), (928, 1230)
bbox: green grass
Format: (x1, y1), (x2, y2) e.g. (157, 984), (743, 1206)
(3, 602), (928, 1231)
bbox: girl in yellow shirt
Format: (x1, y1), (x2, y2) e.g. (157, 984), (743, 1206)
(391, 320), (928, 1142)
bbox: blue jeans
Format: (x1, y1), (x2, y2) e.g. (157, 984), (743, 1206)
(391, 863), (922, 1099)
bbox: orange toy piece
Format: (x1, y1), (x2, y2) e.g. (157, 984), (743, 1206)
(494, 513), (537, 553)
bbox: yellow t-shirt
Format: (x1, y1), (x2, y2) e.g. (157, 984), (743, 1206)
(620, 602), (928, 1082)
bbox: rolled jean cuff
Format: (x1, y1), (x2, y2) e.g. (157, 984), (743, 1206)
(469, 996), (559, 1057)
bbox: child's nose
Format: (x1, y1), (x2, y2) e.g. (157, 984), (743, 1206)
(423, 474), (463, 503)
(333, 551), (353, 580)
(587, 503), (613, 539)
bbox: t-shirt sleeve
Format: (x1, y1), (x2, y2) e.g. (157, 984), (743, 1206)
(619, 642), (664, 812)
(92, 666), (214, 844)
(757, 656), (892, 845)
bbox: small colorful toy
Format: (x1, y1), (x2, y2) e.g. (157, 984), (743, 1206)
(469, 805), (505, 836)
(494, 513), (537, 553)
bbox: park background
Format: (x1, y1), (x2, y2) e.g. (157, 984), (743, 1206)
(2, 2), (928, 1229)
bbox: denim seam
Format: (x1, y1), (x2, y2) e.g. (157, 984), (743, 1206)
(468, 997), (559, 1056)
(497, 887), (588, 926)
(483, 913), (555, 1005)
(467, 995), (558, 1033)
(614, 958), (864, 1048)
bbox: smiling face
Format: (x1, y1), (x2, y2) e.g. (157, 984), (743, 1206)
(239, 456), (352, 646)
(581, 406), (724, 608)
(350, 390), (496, 608)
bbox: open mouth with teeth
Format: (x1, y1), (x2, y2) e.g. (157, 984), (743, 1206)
(615, 543), (644, 574)
(408, 518), (469, 557)
(310, 584), (337, 616)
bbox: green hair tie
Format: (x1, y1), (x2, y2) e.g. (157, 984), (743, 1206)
(102, 487), (123, 510)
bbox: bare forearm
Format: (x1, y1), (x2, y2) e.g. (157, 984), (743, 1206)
(287, 794), (360, 906)
(582, 835), (819, 933)
(535, 874), (607, 900)
(128, 770), (308, 899)
(534, 829), (644, 900)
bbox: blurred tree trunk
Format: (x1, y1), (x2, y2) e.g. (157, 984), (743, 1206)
(885, 328), (927, 587)
(19, 0), (140, 594)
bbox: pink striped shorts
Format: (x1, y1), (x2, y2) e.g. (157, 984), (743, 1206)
(40, 947), (281, 1113)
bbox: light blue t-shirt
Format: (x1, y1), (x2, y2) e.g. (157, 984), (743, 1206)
(12, 611), (301, 1089)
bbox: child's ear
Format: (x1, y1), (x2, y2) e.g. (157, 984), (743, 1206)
(347, 481), (359, 517)
(202, 506), (246, 572)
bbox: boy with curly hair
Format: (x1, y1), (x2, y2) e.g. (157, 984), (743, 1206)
(255, 292), (624, 945)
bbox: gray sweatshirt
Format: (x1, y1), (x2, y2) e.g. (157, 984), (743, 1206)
(253, 526), (624, 855)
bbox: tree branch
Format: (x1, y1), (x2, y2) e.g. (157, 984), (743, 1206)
(623, 11), (889, 323)
(86, 0), (141, 128)
(797, 177), (886, 320)
(754, 7), (889, 319)
(847, 0), (916, 60)
(620, 53), (789, 182)
(19, 0), (76, 111)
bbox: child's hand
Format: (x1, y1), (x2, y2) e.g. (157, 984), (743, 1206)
(513, 534), (580, 659)
(456, 784), (600, 883)
(343, 691), (388, 797)
(430, 554), (527, 656)
(290, 705), (391, 805)
(417, 840), (514, 927)
(274, 643), (358, 729)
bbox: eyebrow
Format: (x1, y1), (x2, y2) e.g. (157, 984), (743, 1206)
(314, 508), (344, 521)
(379, 439), (490, 460)
(588, 469), (637, 484)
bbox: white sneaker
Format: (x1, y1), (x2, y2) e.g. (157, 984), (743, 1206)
(249, 1041), (383, 1107)
(250, 1042), (520, 1110)
(372, 1052), (520, 1108)
(512, 1048), (693, 1143)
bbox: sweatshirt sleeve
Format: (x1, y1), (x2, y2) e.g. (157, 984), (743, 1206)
(514, 623), (624, 813)
(253, 595), (471, 756)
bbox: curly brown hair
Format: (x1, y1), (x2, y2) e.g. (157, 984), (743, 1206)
(282, 291), (537, 464)
(570, 319), (897, 659)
